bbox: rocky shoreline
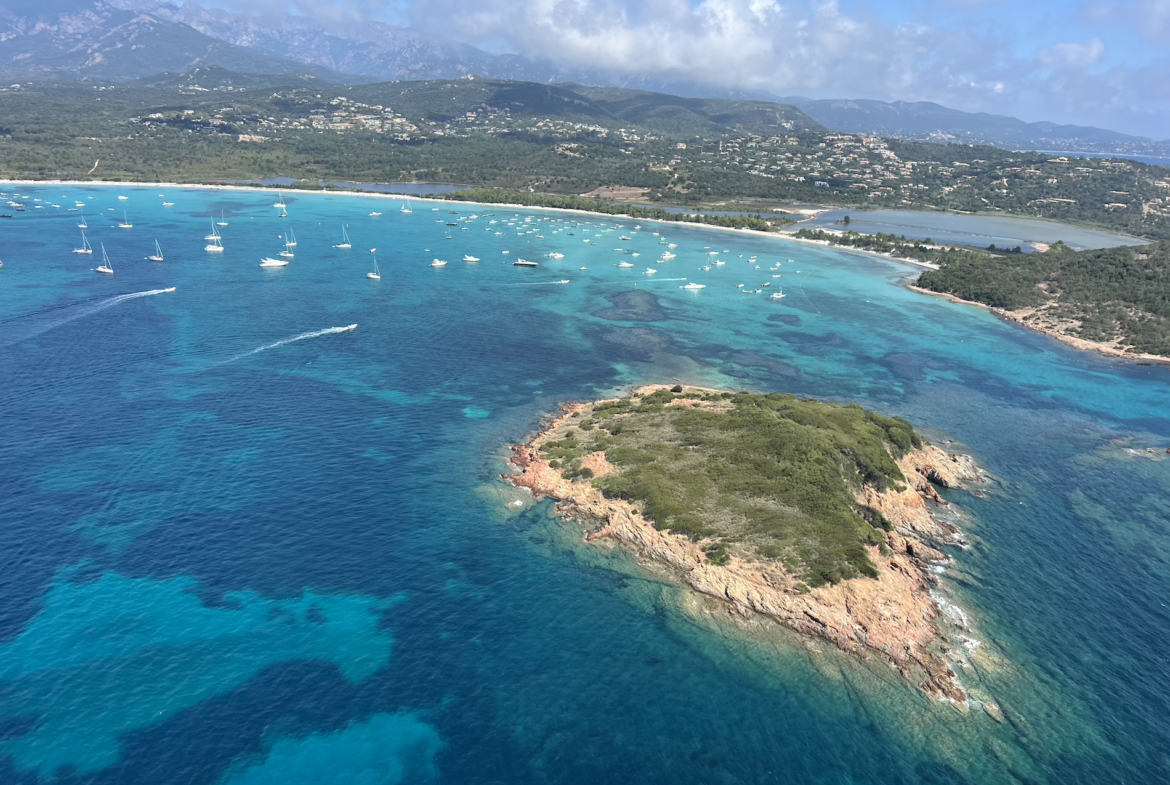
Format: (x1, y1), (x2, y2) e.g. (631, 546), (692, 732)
(907, 285), (1170, 365)
(503, 386), (992, 709)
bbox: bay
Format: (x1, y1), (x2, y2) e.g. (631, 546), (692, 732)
(0, 184), (1167, 785)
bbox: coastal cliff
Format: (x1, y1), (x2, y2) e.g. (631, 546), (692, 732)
(504, 387), (987, 704)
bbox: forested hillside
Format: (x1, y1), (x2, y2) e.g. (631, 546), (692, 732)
(1, 70), (1168, 242)
(917, 242), (1170, 356)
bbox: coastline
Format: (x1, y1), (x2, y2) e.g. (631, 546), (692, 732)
(503, 385), (996, 711)
(13, 177), (1161, 361)
(2, 177), (943, 265)
(907, 285), (1170, 365)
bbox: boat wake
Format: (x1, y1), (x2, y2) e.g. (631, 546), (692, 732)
(226, 324), (357, 363)
(1, 288), (175, 345)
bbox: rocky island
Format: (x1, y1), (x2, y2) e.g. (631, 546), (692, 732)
(505, 386), (987, 704)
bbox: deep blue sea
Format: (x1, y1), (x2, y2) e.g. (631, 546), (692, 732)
(1, 185), (1169, 785)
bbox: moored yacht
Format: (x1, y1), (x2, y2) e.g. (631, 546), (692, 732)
(73, 230), (93, 255)
(334, 225), (352, 249)
(96, 243), (114, 274)
(368, 254), (381, 280)
(147, 239), (164, 262)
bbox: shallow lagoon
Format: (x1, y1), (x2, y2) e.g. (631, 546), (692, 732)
(0, 185), (1168, 784)
(791, 207), (1146, 250)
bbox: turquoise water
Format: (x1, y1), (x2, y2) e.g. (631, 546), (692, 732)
(1, 185), (1168, 784)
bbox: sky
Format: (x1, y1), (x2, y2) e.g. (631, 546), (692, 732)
(195, 0), (1170, 138)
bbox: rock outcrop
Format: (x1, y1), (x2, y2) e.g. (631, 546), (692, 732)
(504, 391), (988, 704)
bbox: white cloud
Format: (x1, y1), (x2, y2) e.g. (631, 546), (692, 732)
(396, 0), (1170, 136)
(1037, 38), (1106, 69)
(195, 0), (1169, 137)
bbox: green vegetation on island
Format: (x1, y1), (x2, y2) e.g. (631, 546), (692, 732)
(917, 241), (1170, 356)
(537, 389), (923, 587)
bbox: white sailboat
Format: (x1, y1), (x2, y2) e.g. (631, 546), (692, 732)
(401, 200), (413, 214)
(274, 193), (287, 209)
(205, 225), (224, 252)
(78, 216), (88, 229)
(118, 210), (133, 229)
(279, 239), (295, 259)
(96, 243), (114, 274)
(367, 254), (381, 280)
(73, 230), (93, 255)
(333, 225), (352, 249)
(286, 227), (297, 247)
(147, 240), (164, 262)
(217, 211), (228, 227)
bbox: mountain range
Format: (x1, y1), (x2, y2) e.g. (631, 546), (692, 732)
(1, 0), (1167, 158)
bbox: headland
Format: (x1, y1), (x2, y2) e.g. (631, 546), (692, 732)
(504, 386), (992, 708)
